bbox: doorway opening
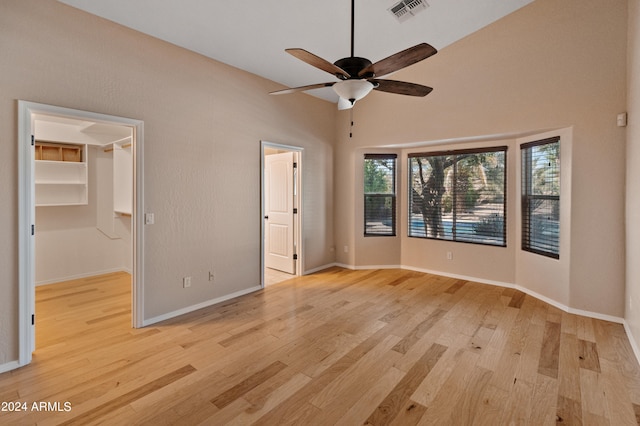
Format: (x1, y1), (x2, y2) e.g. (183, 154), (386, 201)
(18, 101), (144, 367)
(261, 141), (303, 287)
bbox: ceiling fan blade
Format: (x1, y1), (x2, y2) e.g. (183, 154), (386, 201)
(371, 79), (433, 97)
(359, 43), (437, 78)
(286, 48), (350, 78)
(270, 82), (336, 95)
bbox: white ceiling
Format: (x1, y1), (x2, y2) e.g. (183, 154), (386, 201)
(57, 0), (533, 103)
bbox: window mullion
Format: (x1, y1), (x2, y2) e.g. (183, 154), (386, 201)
(452, 155), (457, 241)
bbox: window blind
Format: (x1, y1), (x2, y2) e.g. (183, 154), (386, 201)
(364, 154), (397, 236)
(521, 137), (560, 258)
(408, 147), (507, 246)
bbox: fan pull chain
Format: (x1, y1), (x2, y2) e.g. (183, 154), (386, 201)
(350, 108), (354, 138)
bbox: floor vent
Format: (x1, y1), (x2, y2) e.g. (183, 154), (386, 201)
(388, 0), (429, 23)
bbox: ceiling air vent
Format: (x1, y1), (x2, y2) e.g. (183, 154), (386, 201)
(388, 0), (429, 23)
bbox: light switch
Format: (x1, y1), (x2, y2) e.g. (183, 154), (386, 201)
(145, 213), (154, 225)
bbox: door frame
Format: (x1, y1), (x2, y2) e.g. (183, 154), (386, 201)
(260, 141), (303, 286)
(18, 100), (145, 367)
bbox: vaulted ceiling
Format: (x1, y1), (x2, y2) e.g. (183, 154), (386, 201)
(57, 0), (533, 103)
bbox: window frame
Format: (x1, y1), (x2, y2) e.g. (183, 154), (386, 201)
(407, 146), (508, 247)
(520, 136), (560, 259)
(364, 153), (397, 237)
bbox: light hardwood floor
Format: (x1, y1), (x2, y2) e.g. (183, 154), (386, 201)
(1, 268), (640, 425)
(265, 268), (295, 287)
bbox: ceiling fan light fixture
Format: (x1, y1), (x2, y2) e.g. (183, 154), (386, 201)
(339, 97), (359, 110)
(332, 79), (375, 103)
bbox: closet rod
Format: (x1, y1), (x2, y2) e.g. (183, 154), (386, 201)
(104, 138), (133, 152)
(103, 137), (133, 152)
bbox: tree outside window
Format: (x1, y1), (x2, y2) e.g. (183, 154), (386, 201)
(408, 147), (507, 246)
(364, 154), (396, 236)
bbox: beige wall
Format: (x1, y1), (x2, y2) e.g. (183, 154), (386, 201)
(626, 0), (640, 349)
(0, 1), (336, 364)
(334, 0), (628, 317)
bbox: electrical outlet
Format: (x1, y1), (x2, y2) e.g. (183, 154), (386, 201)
(209, 271), (215, 282)
(344, 245), (349, 253)
(446, 251), (453, 260)
(617, 112), (628, 127)
(183, 277), (191, 288)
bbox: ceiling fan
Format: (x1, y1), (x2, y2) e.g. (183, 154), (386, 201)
(270, 0), (437, 110)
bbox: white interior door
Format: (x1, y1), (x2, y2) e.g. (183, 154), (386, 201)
(265, 152), (295, 274)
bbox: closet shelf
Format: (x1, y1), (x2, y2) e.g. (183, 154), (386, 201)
(35, 141), (88, 206)
(36, 202), (87, 207)
(35, 141), (83, 162)
(36, 181), (87, 185)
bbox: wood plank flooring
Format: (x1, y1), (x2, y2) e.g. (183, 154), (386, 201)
(265, 268), (295, 287)
(1, 268), (640, 425)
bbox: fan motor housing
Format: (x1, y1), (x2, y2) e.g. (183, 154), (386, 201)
(334, 57), (373, 79)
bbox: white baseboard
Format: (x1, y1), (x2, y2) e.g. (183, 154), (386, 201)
(336, 263), (625, 324)
(36, 268), (129, 286)
(304, 263), (339, 274)
(0, 360), (21, 374)
(142, 285), (263, 327)
(402, 265), (515, 290)
(333, 263), (403, 271)
(514, 284), (623, 324)
(334, 263), (354, 270)
(564, 305), (624, 324)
